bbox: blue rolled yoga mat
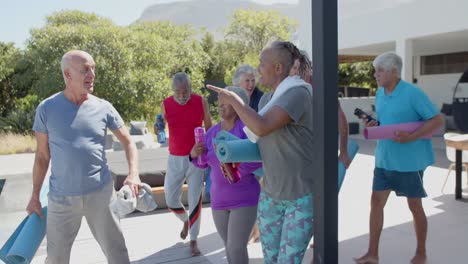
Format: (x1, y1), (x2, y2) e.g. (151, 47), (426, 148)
(215, 130), (263, 175)
(215, 131), (359, 186)
(338, 139), (359, 191)
(215, 130), (240, 141)
(0, 184), (49, 264)
(215, 130), (261, 162)
(215, 140), (262, 163)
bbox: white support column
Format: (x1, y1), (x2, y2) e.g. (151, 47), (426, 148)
(298, 0), (312, 56)
(396, 38), (414, 82)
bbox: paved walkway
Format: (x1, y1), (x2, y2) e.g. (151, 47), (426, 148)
(1, 137), (467, 263)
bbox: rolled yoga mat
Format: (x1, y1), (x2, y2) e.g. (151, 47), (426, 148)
(0, 185), (49, 264)
(215, 139), (262, 163)
(215, 130), (240, 141)
(216, 131), (358, 188)
(363, 121), (433, 140)
(338, 139), (359, 191)
(215, 130), (262, 162)
(214, 130), (263, 176)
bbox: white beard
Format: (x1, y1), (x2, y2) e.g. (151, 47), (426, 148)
(174, 96), (190, 105)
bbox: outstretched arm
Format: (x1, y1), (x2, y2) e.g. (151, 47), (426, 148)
(206, 85), (292, 137)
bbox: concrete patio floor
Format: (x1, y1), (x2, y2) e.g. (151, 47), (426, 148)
(1, 136), (467, 263)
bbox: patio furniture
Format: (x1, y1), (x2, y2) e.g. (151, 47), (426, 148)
(348, 122), (359, 135)
(452, 69), (468, 133)
(442, 132), (468, 193)
(444, 133), (468, 199)
(112, 121), (156, 150)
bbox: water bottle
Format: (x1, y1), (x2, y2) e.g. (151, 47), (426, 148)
(221, 163), (241, 184)
(194, 127), (207, 165)
(155, 114), (166, 143)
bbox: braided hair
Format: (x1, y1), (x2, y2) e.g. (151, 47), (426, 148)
(267, 40), (312, 79)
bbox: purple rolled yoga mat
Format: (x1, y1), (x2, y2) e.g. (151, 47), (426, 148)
(364, 121), (432, 140)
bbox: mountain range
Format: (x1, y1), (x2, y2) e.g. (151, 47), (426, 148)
(138, 0), (298, 38)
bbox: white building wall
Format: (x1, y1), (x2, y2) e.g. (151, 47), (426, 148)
(416, 74), (461, 109)
(339, 97), (375, 123)
(413, 50), (468, 109)
(396, 39), (414, 83)
(297, 0), (468, 111)
(297, 0), (312, 56)
(298, 0), (468, 54)
(338, 0), (468, 50)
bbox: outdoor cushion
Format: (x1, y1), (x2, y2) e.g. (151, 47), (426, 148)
(130, 121), (147, 135)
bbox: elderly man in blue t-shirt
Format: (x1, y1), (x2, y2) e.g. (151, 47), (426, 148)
(26, 50), (140, 264)
(354, 52), (443, 264)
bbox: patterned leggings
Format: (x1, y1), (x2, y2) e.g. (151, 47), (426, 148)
(257, 192), (314, 264)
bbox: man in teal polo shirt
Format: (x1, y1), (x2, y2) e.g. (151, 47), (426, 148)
(355, 52), (443, 264)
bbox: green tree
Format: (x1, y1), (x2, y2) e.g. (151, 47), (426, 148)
(224, 51), (261, 86)
(45, 10), (113, 27)
(338, 61), (377, 92)
(226, 9), (298, 55)
(0, 42), (18, 83)
(202, 9), (297, 86)
(125, 21), (209, 116)
(18, 11), (208, 122)
(0, 42), (33, 117)
(0, 42), (20, 117)
(201, 32), (247, 82)
(220, 9), (297, 85)
(4, 9), (299, 134)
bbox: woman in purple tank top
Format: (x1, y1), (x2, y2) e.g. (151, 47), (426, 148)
(190, 86), (261, 264)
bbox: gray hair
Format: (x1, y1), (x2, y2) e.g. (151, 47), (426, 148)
(172, 72), (191, 91)
(232, 65), (256, 86)
(373, 52), (402, 77)
(224, 86), (249, 105)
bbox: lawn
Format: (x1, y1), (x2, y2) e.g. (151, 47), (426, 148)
(0, 133), (36, 155)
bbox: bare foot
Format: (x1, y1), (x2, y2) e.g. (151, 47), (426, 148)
(354, 254), (379, 264)
(410, 254), (427, 264)
(180, 221), (188, 240)
(190, 240), (201, 256)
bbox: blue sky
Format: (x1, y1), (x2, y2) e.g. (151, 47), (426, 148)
(1, 0), (297, 48)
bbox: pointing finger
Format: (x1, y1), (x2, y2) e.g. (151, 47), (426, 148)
(206, 84), (222, 93)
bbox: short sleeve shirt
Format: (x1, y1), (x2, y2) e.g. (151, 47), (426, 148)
(374, 80), (439, 172)
(257, 86), (315, 200)
(33, 92), (124, 196)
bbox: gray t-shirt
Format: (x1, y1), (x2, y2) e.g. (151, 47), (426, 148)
(33, 92), (124, 196)
(258, 86), (315, 200)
